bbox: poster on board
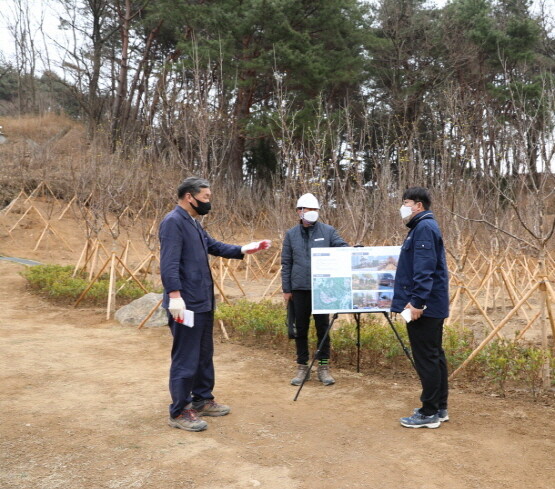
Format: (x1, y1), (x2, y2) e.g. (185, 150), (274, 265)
(311, 246), (401, 314)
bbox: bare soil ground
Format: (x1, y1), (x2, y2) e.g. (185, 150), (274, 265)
(1, 205), (554, 489)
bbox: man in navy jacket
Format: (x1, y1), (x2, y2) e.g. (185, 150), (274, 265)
(391, 187), (449, 429)
(160, 176), (270, 431)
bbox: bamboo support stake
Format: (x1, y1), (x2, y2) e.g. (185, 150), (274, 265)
(515, 311), (541, 341)
(32, 221), (73, 252)
(132, 196), (150, 223)
(8, 205), (36, 234)
(33, 224), (51, 251)
(74, 255), (112, 307)
(450, 281), (541, 380)
(250, 253), (266, 278)
(119, 240), (130, 275)
(460, 286), (504, 339)
(268, 282), (283, 298)
(119, 253), (154, 287)
(262, 267), (282, 297)
(499, 268), (531, 320)
(24, 181), (45, 203)
(225, 263), (247, 297)
(2, 189), (28, 216)
(543, 281), (555, 343)
(137, 298), (163, 330)
(114, 256), (149, 293)
(88, 241), (100, 281)
(219, 257), (225, 293)
(106, 252), (117, 319)
(445, 286), (462, 327)
(214, 278), (231, 305)
(73, 240), (89, 277)
(219, 319), (230, 340)
(57, 195), (76, 220)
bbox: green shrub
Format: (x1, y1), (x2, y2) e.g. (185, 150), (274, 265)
(512, 344), (553, 398)
(215, 299), (289, 348)
(483, 340), (519, 396)
(21, 264), (152, 305)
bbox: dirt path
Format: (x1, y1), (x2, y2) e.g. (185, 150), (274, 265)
(1, 259), (554, 489)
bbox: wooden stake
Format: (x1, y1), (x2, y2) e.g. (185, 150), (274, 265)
(543, 281), (555, 341)
(137, 298), (163, 330)
(219, 319), (230, 340)
(106, 252), (117, 319)
(75, 255), (112, 307)
(114, 256), (149, 294)
(214, 278), (231, 305)
(262, 266), (282, 297)
(514, 311), (541, 341)
(1, 189), (28, 216)
(57, 195), (76, 220)
(450, 281), (541, 379)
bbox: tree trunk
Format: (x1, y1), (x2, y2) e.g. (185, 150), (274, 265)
(111, 0), (131, 150)
(228, 80), (255, 182)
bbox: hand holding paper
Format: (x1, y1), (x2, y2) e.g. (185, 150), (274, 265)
(168, 297), (186, 322)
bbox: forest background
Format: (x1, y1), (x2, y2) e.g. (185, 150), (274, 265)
(1, 0), (555, 266)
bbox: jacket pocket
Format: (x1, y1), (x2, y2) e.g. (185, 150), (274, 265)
(414, 240), (431, 250)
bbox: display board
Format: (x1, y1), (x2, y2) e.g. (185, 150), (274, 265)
(311, 246), (401, 314)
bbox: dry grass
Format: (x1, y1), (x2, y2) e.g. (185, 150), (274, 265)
(0, 113), (81, 143)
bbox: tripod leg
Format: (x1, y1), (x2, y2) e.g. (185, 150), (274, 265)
(383, 312), (417, 371)
(294, 313), (338, 401)
(355, 313), (361, 373)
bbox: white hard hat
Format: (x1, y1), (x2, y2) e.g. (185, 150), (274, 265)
(296, 193), (320, 209)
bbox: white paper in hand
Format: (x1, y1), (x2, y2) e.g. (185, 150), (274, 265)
(183, 310), (195, 328)
(401, 309), (412, 323)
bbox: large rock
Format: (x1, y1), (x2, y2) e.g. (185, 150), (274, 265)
(115, 292), (167, 328)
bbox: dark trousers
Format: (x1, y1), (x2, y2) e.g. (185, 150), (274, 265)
(292, 290), (330, 365)
(168, 310), (215, 418)
(407, 316), (449, 415)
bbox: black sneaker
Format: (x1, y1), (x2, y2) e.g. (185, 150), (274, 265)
(400, 412), (440, 429)
(413, 407), (449, 422)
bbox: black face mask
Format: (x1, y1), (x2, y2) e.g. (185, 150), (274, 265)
(190, 196), (212, 215)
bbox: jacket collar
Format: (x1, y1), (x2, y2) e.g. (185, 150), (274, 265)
(406, 210), (434, 229)
(175, 205), (198, 224)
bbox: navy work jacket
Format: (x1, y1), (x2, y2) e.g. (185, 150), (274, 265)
(391, 211), (449, 318)
(159, 205), (243, 313)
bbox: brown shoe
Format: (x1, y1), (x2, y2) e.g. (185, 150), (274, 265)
(192, 399), (231, 417)
(168, 407), (208, 431)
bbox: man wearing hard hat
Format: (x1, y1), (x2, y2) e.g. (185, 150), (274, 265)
(281, 193), (348, 386)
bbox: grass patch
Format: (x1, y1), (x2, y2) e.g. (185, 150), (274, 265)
(21, 264), (156, 305)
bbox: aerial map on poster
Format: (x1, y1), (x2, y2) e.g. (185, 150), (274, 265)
(311, 246), (401, 314)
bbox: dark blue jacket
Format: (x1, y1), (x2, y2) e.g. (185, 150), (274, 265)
(391, 211), (449, 318)
(159, 206), (243, 313)
(281, 221), (348, 292)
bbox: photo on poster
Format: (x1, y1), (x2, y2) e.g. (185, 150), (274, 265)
(352, 272), (378, 290)
(351, 254), (398, 271)
(352, 290), (393, 310)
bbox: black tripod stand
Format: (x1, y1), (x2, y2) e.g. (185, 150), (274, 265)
(293, 311), (415, 401)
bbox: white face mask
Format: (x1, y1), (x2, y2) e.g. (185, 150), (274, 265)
(302, 210), (319, 223)
(400, 205), (413, 220)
